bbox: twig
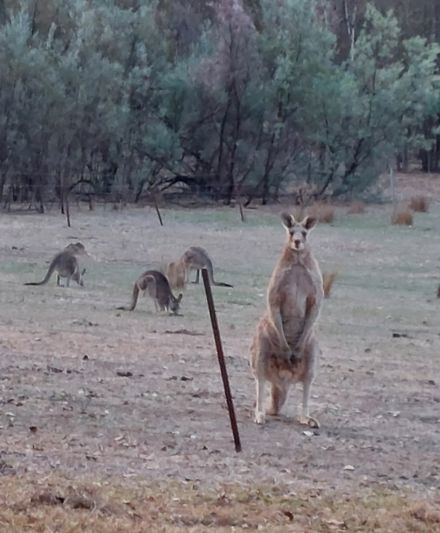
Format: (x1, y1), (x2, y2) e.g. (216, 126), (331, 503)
(153, 195), (164, 226)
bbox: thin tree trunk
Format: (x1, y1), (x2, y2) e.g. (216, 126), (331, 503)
(216, 96), (232, 201)
(225, 85), (241, 205)
(64, 188), (71, 227)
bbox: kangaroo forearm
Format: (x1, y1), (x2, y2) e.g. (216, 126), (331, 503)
(296, 308), (319, 348)
(268, 308), (290, 350)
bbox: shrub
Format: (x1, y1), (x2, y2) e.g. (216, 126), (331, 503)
(347, 201), (366, 214)
(307, 203), (335, 224)
(322, 272), (337, 298)
(391, 207), (413, 226)
(409, 195), (429, 213)
(292, 206), (306, 222)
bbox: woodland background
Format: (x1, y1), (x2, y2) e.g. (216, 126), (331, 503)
(0, 0), (439, 210)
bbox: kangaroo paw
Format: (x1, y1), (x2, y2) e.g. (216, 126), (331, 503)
(297, 415), (320, 429)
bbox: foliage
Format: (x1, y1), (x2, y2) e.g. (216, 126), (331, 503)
(0, 0), (439, 208)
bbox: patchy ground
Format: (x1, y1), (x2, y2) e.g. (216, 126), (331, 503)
(0, 175), (439, 530)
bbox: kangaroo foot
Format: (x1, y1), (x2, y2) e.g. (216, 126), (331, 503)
(255, 411), (266, 425)
(297, 415), (320, 429)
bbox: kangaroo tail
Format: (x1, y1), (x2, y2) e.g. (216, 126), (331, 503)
(207, 261), (233, 287)
(213, 281), (234, 288)
(117, 282), (140, 311)
(24, 259), (56, 286)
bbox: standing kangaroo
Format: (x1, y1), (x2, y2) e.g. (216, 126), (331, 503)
(117, 270), (183, 314)
(24, 242), (87, 287)
(250, 213), (324, 428)
(167, 246), (233, 289)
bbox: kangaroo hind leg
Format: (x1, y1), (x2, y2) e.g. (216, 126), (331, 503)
(254, 376), (266, 425)
(267, 383), (289, 416)
(296, 341), (320, 428)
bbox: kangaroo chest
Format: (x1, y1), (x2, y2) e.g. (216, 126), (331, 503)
(279, 264), (317, 341)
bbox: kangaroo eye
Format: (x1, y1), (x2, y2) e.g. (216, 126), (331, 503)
(302, 231), (307, 238)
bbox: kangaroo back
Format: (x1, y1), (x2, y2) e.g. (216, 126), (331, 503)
(182, 247), (233, 288)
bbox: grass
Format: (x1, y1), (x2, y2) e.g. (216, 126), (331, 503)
(0, 476), (439, 532)
(0, 202), (440, 531)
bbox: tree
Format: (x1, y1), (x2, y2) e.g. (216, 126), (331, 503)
(0, 0), (439, 209)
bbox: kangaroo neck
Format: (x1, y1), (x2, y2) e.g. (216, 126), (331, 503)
(280, 245), (311, 266)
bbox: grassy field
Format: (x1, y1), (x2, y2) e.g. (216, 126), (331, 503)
(0, 194), (439, 530)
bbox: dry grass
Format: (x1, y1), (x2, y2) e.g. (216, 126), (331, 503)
(1, 205), (439, 523)
(306, 203), (335, 224)
(322, 272), (337, 298)
(0, 475), (439, 532)
(347, 201), (367, 214)
(391, 207), (413, 226)
(409, 195), (430, 213)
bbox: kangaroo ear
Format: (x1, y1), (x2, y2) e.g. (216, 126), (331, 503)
(302, 216), (318, 231)
(177, 293), (183, 303)
(281, 212), (295, 229)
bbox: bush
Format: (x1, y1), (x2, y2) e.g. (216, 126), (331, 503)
(307, 203), (335, 224)
(347, 201), (366, 214)
(323, 272), (337, 298)
(391, 207), (413, 226)
(409, 195), (429, 212)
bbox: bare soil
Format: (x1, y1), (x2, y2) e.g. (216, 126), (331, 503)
(0, 173), (439, 529)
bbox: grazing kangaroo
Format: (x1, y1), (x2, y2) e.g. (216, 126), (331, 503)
(117, 270), (183, 314)
(250, 213), (324, 428)
(167, 246), (233, 288)
(24, 242), (87, 287)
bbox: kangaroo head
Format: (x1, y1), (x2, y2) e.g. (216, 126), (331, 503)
(65, 242), (87, 256)
(169, 293), (183, 315)
(281, 212), (317, 252)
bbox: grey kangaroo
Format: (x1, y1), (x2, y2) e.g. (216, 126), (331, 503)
(117, 270), (183, 314)
(250, 213), (324, 428)
(24, 242), (87, 287)
(167, 246), (233, 288)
